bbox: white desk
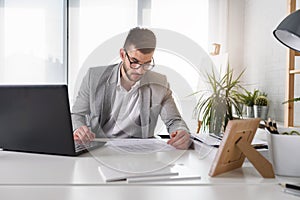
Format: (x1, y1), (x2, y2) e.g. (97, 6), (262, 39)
(1, 184), (300, 200)
(0, 140), (299, 200)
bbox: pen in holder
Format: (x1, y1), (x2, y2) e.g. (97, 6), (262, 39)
(264, 118), (279, 134)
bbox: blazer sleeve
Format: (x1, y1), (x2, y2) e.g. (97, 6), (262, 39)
(157, 75), (190, 134)
(71, 68), (92, 131)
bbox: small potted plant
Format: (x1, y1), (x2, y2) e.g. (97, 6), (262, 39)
(237, 89), (259, 118)
(254, 95), (269, 120)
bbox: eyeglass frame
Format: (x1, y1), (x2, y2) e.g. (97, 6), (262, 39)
(124, 50), (155, 71)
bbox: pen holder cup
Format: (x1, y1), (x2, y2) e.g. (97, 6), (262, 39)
(266, 127), (300, 177)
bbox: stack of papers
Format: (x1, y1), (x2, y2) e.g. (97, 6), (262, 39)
(127, 175), (201, 183)
(191, 133), (268, 149)
(280, 183), (300, 197)
(284, 188), (300, 197)
(98, 165), (201, 183)
(105, 138), (176, 153)
(98, 165), (178, 182)
(98, 138), (202, 183)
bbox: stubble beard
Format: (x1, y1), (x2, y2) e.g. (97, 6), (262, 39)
(122, 62), (143, 82)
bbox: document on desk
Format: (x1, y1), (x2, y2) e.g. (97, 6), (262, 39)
(191, 133), (221, 147)
(191, 133), (268, 148)
(98, 165), (178, 182)
(127, 175), (201, 183)
(251, 137), (268, 148)
(105, 138), (176, 153)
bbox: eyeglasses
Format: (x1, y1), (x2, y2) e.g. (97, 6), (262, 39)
(125, 50), (155, 71)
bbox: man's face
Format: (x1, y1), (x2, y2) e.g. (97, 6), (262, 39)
(120, 48), (154, 83)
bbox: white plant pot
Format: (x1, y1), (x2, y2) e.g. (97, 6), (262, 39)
(267, 127), (300, 177)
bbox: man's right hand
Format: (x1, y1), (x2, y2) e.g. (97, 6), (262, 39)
(73, 125), (96, 143)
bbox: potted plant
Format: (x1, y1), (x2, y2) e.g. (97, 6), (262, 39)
(253, 95), (269, 120)
(265, 122), (300, 176)
(193, 65), (244, 136)
(237, 89), (259, 118)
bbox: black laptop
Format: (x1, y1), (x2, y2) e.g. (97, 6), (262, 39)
(0, 85), (105, 156)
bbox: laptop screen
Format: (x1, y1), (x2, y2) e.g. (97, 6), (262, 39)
(0, 85), (77, 156)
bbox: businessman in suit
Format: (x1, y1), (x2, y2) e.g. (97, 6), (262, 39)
(71, 27), (191, 149)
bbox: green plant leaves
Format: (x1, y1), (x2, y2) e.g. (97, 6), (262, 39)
(193, 65), (245, 133)
(282, 97), (300, 104)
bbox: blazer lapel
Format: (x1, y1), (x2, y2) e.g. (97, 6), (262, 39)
(140, 83), (151, 138)
(101, 83), (116, 125)
(98, 65), (118, 127)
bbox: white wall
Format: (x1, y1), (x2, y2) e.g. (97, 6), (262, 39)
(228, 0), (244, 76)
(228, 0), (299, 124)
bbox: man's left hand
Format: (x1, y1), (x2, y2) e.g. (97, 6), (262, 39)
(167, 130), (191, 150)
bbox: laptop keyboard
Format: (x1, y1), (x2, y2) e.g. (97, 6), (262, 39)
(75, 141), (105, 152)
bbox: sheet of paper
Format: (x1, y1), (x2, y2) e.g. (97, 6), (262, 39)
(191, 132), (268, 148)
(105, 138), (176, 153)
(191, 133), (221, 147)
(251, 137), (268, 146)
(127, 175), (201, 183)
(98, 165), (178, 182)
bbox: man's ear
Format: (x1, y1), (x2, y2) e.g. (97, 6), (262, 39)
(120, 48), (125, 60)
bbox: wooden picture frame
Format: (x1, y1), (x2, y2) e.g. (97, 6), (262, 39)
(209, 118), (275, 178)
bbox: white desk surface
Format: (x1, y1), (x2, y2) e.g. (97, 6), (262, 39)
(0, 138), (299, 200)
(2, 184), (300, 200)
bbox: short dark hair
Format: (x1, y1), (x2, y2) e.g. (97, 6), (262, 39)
(123, 27), (156, 54)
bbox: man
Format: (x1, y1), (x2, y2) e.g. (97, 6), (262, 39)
(71, 27), (191, 149)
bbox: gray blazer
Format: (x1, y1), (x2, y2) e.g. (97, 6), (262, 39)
(71, 64), (189, 138)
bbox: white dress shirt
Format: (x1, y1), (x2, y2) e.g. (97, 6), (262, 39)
(102, 66), (142, 138)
